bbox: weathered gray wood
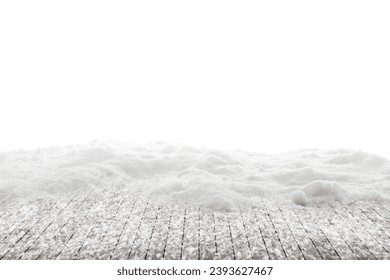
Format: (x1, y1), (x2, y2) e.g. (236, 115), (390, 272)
(109, 197), (147, 260)
(1, 196), (73, 260)
(0, 200), (20, 221)
(73, 193), (124, 259)
(266, 200), (304, 260)
(252, 201), (287, 260)
(39, 192), (101, 259)
(293, 205), (340, 260)
(145, 202), (172, 260)
(357, 203), (390, 239)
(0, 201), (39, 243)
(311, 205), (357, 260)
(20, 193), (94, 260)
(241, 209), (269, 259)
(199, 209), (217, 260)
(322, 204), (366, 260)
(127, 202), (160, 260)
(369, 204), (390, 230)
(213, 211), (235, 260)
(328, 204), (376, 260)
(94, 194), (137, 260)
(276, 202), (321, 260)
(55, 193), (107, 259)
(227, 211), (252, 260)
(347, 203), (390, 255)
(335, 202), (388, 259)
(163, 202), (186, 260)
(181, 205), (200, 260)
(1, 191), (390, 260)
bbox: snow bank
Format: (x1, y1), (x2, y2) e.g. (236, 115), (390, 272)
(291, 180), (346, 206)
(1, 141), (389, 210)
(327, 150), (387, 166)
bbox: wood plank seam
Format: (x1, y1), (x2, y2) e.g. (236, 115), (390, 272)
(275, 203), (306, 260)
(143, 205), (161, 260)
(250, 203), (271, 260)
(110, 195), (139, 259)
(161, 202), (174, 259)
(127, 201), (149, 259)
(304, 208), (341, 259)
(342, 205), (390, 255)
(329, 204), (377, 260)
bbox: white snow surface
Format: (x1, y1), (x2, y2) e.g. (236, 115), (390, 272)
(1, 140), (390, 210)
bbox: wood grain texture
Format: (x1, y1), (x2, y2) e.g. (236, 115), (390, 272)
(1, 191), (389, 260)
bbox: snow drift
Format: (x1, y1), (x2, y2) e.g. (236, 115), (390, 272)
(1, 141), (390, 210)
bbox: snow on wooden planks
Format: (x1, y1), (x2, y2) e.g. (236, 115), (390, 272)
(1, 191), (390, 260)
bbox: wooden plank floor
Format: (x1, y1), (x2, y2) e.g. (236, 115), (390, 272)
(1, 190), (389, 260)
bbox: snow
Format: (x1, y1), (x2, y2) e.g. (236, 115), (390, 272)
(291, 190), (307, 206)
(1, 140), (390, 210)
(298, 180), (346, 204)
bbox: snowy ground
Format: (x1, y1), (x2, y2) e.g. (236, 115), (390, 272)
(1, 141), (390, 259)
(1, 140), (390, 209)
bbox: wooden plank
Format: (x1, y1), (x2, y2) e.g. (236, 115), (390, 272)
(0, 198), (52, 241)
(94, 194), (137, 259)
(369, 203), (390, 230)
(33, 191), (99, 260)
(293, 205), (340, 260)
(227, 211), (252, 260)
(91, 197), (127, 259)
(347, 203), (390, 255)
(0, 199), (61, 259)
(213, 211), (235, 260)
(58, 192), (136, 260)
(1, 196), (74, 259)
(0, 200), (40, 243)
(55, 192), (109, 259)
(127, 202), (160, 260)
(241, 208), (269, 260)
(124, 200), (150, 259)
(252, 201), (287, 260)
(181, 205), (200, 260)
(18, 193), (93, 260)
(3, 190), (390, 260)
(145, 201), (172, 260)
(322, 204), (365, 260)
(0, 199), (8, 209)
(110, 198), (149, 260)
(199, 208), (217, 260)
(73, 192), (124, 259)
(378, 203), (390, 214)
(163, 202), (186, 260)
(335, 202), (388, 259)
(358, 202), (390, 238)
(310, 205), (357, 260)
(276, 202), (321, 260)
(327, 204), (376, 260)
(266, 200), (304, 260)
(0, 199), (20, 220)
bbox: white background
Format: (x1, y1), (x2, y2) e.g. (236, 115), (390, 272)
(0, 260), (389, 280)
(1, 1), (389, 158)
(0, 260), (388, 280)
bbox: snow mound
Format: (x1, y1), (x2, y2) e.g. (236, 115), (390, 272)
(1, 141), (389, 210)
(290, 180), (346, 206)
(327, 150), (387, 166)
(291, 190), (307, 206)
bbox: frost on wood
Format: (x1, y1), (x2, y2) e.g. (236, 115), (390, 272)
(0, 189), (390, 260)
